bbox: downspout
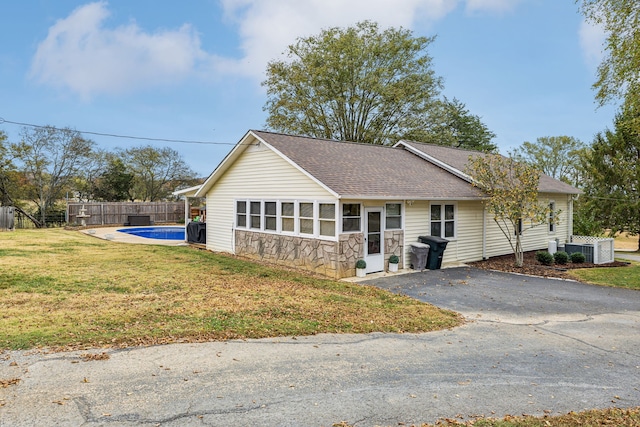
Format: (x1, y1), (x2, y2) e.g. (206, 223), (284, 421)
(183, 197), (189, 243)
(482, 204), (487, 260)
(568, 194), (573, 240)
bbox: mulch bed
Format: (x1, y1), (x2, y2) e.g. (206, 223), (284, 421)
(468, 250), (629, 280)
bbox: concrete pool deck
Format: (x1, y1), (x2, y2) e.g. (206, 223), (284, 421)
(80, 226), (189, 246)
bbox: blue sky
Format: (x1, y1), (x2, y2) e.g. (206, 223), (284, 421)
(0, 0), (617, 177)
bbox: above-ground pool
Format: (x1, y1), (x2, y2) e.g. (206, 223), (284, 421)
(117, 226), (185, 240)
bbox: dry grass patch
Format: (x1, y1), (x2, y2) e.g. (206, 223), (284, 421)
(0, 229), (461, 350)
(335, 406), (640, 426)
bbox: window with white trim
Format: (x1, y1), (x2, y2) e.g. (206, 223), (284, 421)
(430, 203), (456, 238)
(250, 201), (261, 229)
(319, 203), (336, 236)
(385, 203), (402, 230)
(548, 201), (556, 233)
(265, 201), (277, 231)
(236, 201), (247, 228)
(342, 203), (361, 232)
(235, 199), (338, 239)
(299, 202), (314, 235)
(281, 202), (295, 232)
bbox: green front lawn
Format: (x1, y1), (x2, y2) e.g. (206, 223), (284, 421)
(568, 260), (640, 290)
(0, 229), (462, 350)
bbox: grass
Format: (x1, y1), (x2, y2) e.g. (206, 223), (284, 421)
(0, 229), (462, 350)
(567, 260), (640, 290)
(334, 406), (640, 426)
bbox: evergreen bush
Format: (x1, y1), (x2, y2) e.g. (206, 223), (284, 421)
(536, 250), (554, 266)
(570, 252), (586, 263)
(553, 251), (569, 265)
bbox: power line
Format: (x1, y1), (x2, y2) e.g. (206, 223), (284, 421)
(0, 117), (236, 146)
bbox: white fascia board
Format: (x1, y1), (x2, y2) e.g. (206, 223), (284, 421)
(396, 141), (475, 183)
(340, 195), (486, 201)
(194, 130), (256, 197)
(172, 185), (202, 197)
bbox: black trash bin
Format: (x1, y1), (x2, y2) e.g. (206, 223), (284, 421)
(187, 221), (207, 244)
(409, 242), (430, 270)
(418, 235), (449, 270)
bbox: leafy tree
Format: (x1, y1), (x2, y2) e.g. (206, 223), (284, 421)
(123, 145), (195, 202)
(578, 0), (640, 133)
(0, 130), (15, 206)
(92, 155), (134, 202)
(10, 126), (94, 227)
(466, 154), (552, 267)
(513, 136), (585, 186)
(580, 108), (640, 250)
(263, 21), (443, 145)
(406, 97), (497, 152)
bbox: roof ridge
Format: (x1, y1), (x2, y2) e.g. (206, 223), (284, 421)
(400, 139), (491, 155)
(251, 130), (400, 150)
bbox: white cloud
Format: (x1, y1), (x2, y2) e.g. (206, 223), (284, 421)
(464, 0), (520, 14)
(30, 1), (212, 100)
(217, 0), (459, 79)
(579, 18), (606, 68)
(30, 0), (462, 98)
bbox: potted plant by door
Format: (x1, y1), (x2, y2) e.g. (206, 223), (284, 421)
(388, 254), (399, 272)
(355, 259), (367, 277)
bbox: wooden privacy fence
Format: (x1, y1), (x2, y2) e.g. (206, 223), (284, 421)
(0, 206), (15, 230)
(67, 202), (185, 226)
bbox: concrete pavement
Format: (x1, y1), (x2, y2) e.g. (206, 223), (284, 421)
(1, 268), (639, 426)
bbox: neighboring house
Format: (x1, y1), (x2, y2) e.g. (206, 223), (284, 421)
(192, 130), (579, 278)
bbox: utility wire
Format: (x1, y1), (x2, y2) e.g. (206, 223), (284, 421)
(0, 117), (236, 146)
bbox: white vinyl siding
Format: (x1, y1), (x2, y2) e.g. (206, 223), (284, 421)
(483, 193), (571, 258)
(205, 141), (334, 253)
(404, 200), (486, 268)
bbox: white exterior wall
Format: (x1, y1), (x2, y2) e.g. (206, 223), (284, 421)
(403, 200), (485, 268)
(403, 195), (574, 268)
(484, 193), (573, 258)
(205, 144), (334, 253)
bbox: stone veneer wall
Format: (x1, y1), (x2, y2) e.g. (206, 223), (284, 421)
(235, 229), (404, 278)
(235, 230), (365, 279)
(384, 229), (404, 268)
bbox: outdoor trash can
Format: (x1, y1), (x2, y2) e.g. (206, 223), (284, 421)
(418, 235), (449, 270)
(410, 242), (430, 270)
(187, 221), (206, 244)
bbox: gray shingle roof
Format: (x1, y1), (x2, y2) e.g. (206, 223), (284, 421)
(252, 131), (483, 199)
(399, 140), (581, 195)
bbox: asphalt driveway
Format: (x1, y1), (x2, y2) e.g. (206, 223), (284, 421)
(1, 267), (639, 426)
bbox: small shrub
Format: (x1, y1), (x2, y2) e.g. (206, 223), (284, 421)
(570, 252), (586, 264)
(553, 251), (569, 265)
(536, 250), (554, 266)
(388, 254), (399, 264)
(355, 259), (366, 269)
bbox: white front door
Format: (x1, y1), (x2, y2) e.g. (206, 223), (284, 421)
(364, 207), (384, 273)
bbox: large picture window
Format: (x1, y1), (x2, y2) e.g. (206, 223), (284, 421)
(342, 203), (361, 232)
(430, 203), (456, 238)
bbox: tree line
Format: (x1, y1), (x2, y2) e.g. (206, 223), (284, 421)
(0, 126), (199, 227)
(4, 3), (638, 252)
(261, 14), (640, 255)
